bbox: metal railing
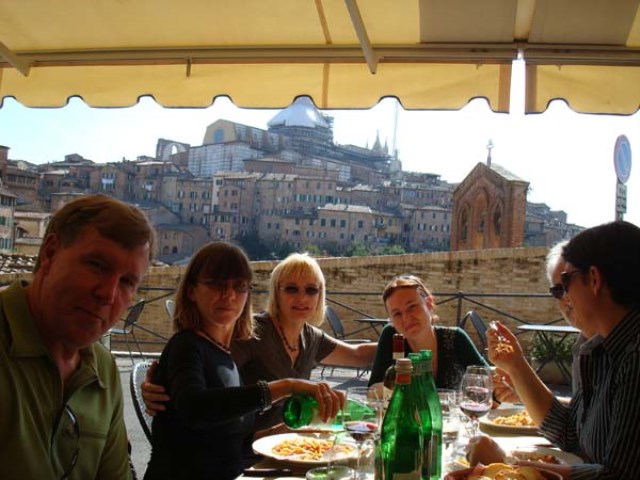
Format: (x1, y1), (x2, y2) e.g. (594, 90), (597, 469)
(117, 287), (561, 355)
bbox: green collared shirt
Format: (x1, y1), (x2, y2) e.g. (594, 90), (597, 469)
(0, 281), (131, 479)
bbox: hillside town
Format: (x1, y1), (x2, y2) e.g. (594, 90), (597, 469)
(0, 97), (582, 265)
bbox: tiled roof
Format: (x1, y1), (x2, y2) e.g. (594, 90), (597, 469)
(0, 254), (36, 274)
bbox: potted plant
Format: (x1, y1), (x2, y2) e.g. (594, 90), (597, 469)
(529, 334), (574, 385)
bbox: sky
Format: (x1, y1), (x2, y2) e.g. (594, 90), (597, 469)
(0, 77), (639, 230)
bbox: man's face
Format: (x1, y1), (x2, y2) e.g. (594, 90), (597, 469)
(36, 227), (149, 350)
(551, 259), (577, 327)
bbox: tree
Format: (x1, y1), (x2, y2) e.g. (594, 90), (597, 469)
(301, 243), (322, 256)
(381, 244), (406, 255)
(346, 242), (369, 257)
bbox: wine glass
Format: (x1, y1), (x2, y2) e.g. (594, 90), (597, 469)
(458, 366), (494, 437)
(307, 432), (357, 480)
(343, 387), (383, 480)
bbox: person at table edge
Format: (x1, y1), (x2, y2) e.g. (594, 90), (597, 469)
(0, 194), (155, 479)
(482, 220), (640, 480)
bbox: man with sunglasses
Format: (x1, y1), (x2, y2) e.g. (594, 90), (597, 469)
(0, 195), (155, 479)
(545, 240), (595, 394)
(479, 221), (640, 479)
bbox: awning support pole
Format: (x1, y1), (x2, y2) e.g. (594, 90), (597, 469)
(0, 41), (31, 76)
(344, 0), (378, 74)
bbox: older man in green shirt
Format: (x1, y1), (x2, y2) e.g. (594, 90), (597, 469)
(0, 195), (155, 479)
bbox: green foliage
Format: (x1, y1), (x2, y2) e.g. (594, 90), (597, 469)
(301, 243), (322, 256)
(531, 334), (574, 363)
(381, 244), (406, 255)
(346, 242), (369, 257)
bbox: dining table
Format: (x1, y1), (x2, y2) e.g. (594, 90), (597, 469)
(236, 403), (575, 480)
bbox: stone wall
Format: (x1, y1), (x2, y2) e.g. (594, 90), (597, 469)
(90, 245), (557, 353)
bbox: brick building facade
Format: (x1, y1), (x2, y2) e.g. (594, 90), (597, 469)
(451, 162), (529, 251)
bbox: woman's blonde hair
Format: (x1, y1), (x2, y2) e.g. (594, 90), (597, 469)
(267, 252), (326, 326)
(174, 241), (254, 339)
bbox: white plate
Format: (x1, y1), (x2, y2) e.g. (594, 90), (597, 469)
(479, 407), (540, 434)
(252, 433), (356, 466)
(510, 446), (583, 466)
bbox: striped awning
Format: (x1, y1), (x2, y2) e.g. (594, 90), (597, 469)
(1, 0), (640, 114)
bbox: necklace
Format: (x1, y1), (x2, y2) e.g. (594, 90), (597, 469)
(276, 321), (299, 353)
(200, 330), (231, 355)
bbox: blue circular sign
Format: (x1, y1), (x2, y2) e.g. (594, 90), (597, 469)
(614, 135), (632, 184)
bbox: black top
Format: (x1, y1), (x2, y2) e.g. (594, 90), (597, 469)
(145, 329), (261, 480)
(368, 324), (488, 390)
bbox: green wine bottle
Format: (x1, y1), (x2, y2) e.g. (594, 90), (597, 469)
(420, 350), (442, 480)
(409, 353), (433, 480)
(383, 333), (405, 399)
(380, 357), (423, 480)
(282, 394), (374, 430)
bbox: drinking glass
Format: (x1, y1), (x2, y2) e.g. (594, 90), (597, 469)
(458, 366), (493, 437)
(306, 432), (357, 480)
(344, 387), (383, 480)
(438, 389), (461, 457)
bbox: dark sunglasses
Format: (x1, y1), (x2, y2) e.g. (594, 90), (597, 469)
(51, 404), (80, 480)
(279, 285), (321, 296)
(548, 284), (565, 300)
(199, 279), (251, 293)
(560, 270), (582, 293)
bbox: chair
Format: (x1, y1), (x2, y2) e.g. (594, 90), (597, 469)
(130, 361), (153, 443)
(460, 310), (489, 358)
(165, 299), (175, 320)
(110, 299), (146, 365)
(325, 305), (372, 340)
(321, 306), (373, 379)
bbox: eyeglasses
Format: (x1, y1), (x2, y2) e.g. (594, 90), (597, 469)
(548, 284), (565, 300)
(199, 279), (251, 294)
(50, 404), (79, 480)
(560, 270), (582, 293)
(279, 285), (321, 296)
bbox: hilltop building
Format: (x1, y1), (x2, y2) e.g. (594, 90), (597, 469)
(0, 99), (580, 262)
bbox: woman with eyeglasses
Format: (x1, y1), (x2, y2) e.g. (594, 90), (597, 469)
(368, 274), (488, 392)
(144, 243), (343, 480)
(231, 252), (377, 434)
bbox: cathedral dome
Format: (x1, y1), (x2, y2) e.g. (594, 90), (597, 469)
(267, 96), (330, 129)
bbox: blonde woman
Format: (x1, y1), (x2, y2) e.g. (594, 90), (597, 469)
(233, 252), (376, 432)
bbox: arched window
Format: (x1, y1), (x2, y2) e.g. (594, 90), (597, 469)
(493, 208), (502, 235)
(461, 209), (469, 241)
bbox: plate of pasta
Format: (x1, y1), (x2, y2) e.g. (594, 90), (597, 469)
(252, 433), (357, 465)
(479, 407), (540, 434)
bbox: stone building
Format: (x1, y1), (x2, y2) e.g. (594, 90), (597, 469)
(0, 186), (16, 253)
(451, 162), (529, 251)
(0, 146), (39, 206)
